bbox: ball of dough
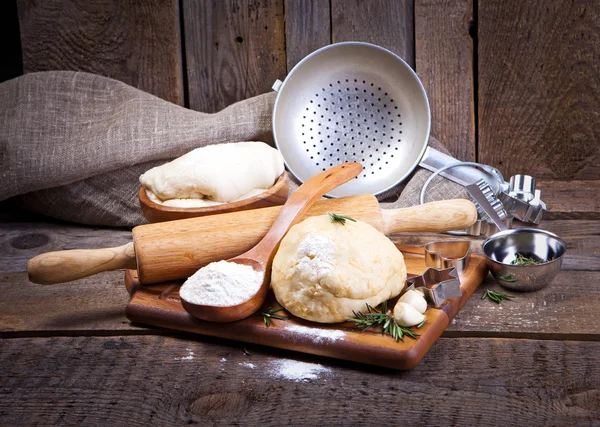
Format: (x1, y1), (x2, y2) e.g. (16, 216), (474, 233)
(271, 215), (407, 323)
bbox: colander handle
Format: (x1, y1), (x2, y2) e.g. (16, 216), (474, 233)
(271, 79), (283, 92)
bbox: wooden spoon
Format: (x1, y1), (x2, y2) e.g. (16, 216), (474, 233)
(180, 162), (363, 322)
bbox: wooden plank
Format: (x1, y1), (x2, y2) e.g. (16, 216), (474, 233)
(1, 335), (598, 425)
(414, 0), (475, 161)
(0, 271), (145, 335)
(284, 0), (331, 72)
(447, 271), (600, 340)
(478, 0), (600, 180)
(331, 0), (415, 67)
(17, 0), (183, 105)
(538, 180), (600, 220)
(0, 221), (131, 274)
(182, 0), (286, 113)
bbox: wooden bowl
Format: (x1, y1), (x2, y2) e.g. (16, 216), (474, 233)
(139, 172), (290, 223)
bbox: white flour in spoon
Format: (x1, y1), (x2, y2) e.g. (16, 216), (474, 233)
(179, 260), (262, 306)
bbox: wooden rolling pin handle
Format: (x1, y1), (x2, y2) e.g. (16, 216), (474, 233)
(381, 199), (478, 234)
(28, 242), (137, 285)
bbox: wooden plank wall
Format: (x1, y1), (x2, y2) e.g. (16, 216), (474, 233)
(15, 0), (600, 183)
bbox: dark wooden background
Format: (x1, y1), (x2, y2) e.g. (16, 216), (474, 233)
(2, 1), (600, 425)
(7, 0), (599, 184)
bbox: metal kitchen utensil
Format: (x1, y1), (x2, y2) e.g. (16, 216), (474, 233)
(420, 160), (546, 236)
(272, 42), (431, 198)
(272, 41), (547, 231)
(482, 229), (566, 291)
(406, 241), (470, 307)
(468, 181), (566, 291)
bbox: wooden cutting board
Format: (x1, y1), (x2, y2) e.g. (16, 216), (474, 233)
(125, 245), (488, 370)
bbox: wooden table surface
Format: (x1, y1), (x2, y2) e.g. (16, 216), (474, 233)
(1, 182), (599, 426)
(2, 1), (599, 424)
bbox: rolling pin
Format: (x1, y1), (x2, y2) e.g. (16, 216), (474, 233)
(28, 195), (477, 285)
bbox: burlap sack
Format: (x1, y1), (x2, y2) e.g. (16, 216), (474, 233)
(0, 71), (465, 226)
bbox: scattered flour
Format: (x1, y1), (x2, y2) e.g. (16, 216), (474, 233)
(174, 348), (195, 361)
(295, 234), (337, 282)
(220, 358), (227, 363)
(270, 359), (331, 382)
(240, 362), (256, 369)
(179, 260), (262, 306)
(286, 324), (345, 344)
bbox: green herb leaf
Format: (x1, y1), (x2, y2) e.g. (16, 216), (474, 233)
(416, 319), (427, 329)
(500, 274), (517, 282)
(258, 306), (289, 327)
(481, 289), (515, 304)
(328, 212), (357, 226)
(510, 253), (544, 266)
(347, 302), (420, 342)
(243, 347), (251, 356)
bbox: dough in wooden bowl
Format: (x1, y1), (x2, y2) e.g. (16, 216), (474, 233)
(140, 141), (284, 206)
(271, 215), (406, 323)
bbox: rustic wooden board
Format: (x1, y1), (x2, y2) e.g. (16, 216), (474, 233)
(125, 247), (488, 370)
(331, 0), (415, 67)
(284, 0), (331, 72)
(1, 334), (599, 426)
(16, 0), (183, 105)
(414, 0), (475, 161)
(182, 0), (286, 113)
(478, 0), (600, 179)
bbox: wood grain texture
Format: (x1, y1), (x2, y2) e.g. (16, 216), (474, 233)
(284, 0), (331, 72)
(0, 271), (138, 335)
(478, 0), (600, 179)
(415, 0), (475, 161)
(182, 0), (286, 112)
(331, 0), (415, 67)
(1, 335), (598, 426)
(125, 248), (488, 370)
(538, 180), (600, 220)
(446, 270), (600, 339)
(0, 221), (132, 274)
(17, 0), (183, 105)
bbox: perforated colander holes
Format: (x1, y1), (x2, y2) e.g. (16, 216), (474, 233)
(302, 80), (403, 177)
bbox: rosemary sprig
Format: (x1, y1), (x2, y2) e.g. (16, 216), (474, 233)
(481, 289), (515, 304)
(328, 212), (357, 226)
(416, 319), (427, 329)
(348, 301), (419, 342)
(510, 253), (543, 266)
(259, 306), (289, 327)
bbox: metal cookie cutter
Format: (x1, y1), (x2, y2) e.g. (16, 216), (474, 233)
(406, 241), (471, 307)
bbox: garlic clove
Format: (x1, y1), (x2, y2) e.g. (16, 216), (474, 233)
(393, 302), (425, 327)
(398, 289), (427, 314)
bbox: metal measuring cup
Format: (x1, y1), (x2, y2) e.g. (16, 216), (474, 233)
(467, 183), (567, 291)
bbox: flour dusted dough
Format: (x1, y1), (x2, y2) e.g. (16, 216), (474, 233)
(271, 216), (407, 323)
(140, 141), (284, 205)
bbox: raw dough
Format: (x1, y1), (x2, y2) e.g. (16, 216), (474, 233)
(271, 215), (407, 323)
(140, 141), (284, 205)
